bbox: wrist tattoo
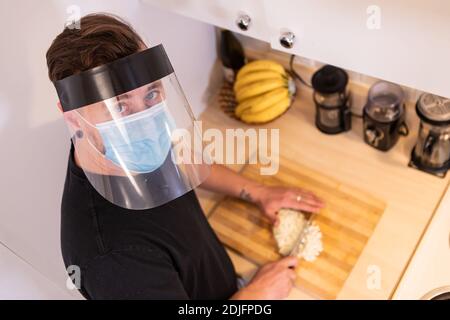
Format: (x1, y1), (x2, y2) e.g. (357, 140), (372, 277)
(239, 188), (253, 202)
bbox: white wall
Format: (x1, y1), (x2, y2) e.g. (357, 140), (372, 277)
(0, 242), (74, 300)
(0, 0), (217, 298)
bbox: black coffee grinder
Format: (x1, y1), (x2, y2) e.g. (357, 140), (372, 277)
(312, 65), (351, 134)
(363, 81), (408, 151)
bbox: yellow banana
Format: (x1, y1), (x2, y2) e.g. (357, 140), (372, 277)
(235, 78), (287, 103)
(235, 88), (289, 117)
(240, 96), (291, 124)
(234, 98), (256, 118)
(234, 71), (286, 92)
(237, 60), (286, 81)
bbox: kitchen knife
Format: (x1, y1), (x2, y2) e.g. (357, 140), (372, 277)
(289, 211), (317, 257)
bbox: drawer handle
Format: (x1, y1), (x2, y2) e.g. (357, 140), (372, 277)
(279, 31), (296, 49)
(236, 13), (251, 31)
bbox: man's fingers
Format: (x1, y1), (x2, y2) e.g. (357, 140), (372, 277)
(283, 198), (323, 213)
(273, 217), (280, 227)
(278, 256), (299, 268)
(284, 191), (324, 208)
(299, 194), (325, 208)
(288, 269), (297, 281)
(298, 203), (322, 213)
(295, 190), (325, 207)
(264, 209), (278, 225)
(297, 197), (324, 209)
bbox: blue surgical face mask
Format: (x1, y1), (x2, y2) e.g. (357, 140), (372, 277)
(95, 101), (175, 173)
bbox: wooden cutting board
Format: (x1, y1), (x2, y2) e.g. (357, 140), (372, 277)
(208, 158), (386, 299)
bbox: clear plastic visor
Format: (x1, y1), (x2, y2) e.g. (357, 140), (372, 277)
(64, 73), (210, 210)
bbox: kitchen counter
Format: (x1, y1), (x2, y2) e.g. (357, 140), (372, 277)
(393, 183), (450, 299)
(195, 54), (450, 299)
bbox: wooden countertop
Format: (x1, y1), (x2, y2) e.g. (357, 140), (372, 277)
(196, 75), (450, 300)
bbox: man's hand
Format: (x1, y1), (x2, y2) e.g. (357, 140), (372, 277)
(245, 184), (325, 224)
(199, 164), (325, 224)
(231, 256), (298, 300)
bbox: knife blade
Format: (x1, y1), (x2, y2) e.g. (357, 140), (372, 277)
(289, 211), (317, 257)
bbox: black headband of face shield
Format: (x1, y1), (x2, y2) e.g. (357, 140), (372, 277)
(53, 44), (174, 112)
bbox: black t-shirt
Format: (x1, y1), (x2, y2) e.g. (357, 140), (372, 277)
(61, 144), (237, 300)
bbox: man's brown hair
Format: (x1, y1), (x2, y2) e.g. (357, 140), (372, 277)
(46, 13), (145, 82)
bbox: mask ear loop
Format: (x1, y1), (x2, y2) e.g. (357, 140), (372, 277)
(73, 109), (143, 183)
(73, 109), (133, 176)
(72, 109), (108, 158)
(72, 96), (123, 151)
(73, 109), (97, 129)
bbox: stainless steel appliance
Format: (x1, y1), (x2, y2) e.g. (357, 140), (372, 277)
(410, 93), (450, 178)
(363, 81), (408, 151)
(421, 286), (450, 300)
(312, 65), (351, 134)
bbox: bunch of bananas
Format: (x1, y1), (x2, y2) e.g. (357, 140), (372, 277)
(233, 60), (295, 124)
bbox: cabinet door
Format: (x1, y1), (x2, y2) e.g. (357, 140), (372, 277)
(142, 0), (270, 42)
(263, 0), (450, 98)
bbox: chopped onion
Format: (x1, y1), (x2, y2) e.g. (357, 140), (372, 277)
(273, 209), (323, 262)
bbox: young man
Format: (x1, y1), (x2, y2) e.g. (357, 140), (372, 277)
(46, 13), (324, 300)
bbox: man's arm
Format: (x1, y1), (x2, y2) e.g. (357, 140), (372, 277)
(199, 164), (261, 202)
(200, 164), (325, 224)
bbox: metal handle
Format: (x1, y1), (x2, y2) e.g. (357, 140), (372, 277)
(398, 122), (409, 136)
(365, 127), (384, 146)
(365, 128), (378, 145)
(342, 107), (352, 131)
(423, 133), (438, 156)
(279, 31), (296, 49)
(236, 14), (251, 31)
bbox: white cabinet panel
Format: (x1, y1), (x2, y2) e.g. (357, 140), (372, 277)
(143, 0), (450, 97)
(142, 0), (270, 41)
(262, 0), (450, 97)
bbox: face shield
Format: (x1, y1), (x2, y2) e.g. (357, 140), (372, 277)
(54, 44), (210, 210)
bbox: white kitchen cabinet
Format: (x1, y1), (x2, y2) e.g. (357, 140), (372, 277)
(141, 0), (270, 42)
(143, 0), (450, 98)
(262, 0), (450, 98)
